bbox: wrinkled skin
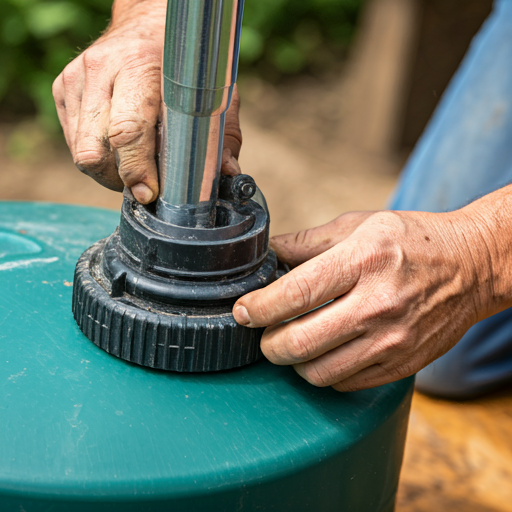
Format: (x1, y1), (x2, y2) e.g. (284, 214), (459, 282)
(52, 1), (242, 204)
(233, 199), (512, 392)
(54, 1), (512, 393)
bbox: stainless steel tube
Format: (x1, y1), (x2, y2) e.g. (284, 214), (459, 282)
(156, 0), (244, 227)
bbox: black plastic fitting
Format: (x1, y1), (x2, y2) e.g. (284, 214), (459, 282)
(72, 176), (278, 372)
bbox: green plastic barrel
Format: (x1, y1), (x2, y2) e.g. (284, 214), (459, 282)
(0, 202), (413, 512)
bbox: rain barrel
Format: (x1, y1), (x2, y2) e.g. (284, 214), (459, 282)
(0, 202), (413, 512)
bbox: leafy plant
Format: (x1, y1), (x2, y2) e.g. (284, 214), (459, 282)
(0, 0), (111, 130)
(240, 0), (363, 76)
(0, 0), (363, 131)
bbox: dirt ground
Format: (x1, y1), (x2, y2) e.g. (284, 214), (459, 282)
(0, 74), (399, 237)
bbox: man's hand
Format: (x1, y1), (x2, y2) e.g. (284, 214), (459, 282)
(233, 201), (510, 392)
(53, 0), (242, 204)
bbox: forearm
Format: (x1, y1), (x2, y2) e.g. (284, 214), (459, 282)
(458, 183), (512, 320)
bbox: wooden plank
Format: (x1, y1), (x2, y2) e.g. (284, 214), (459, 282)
(398, 390), (512, 512)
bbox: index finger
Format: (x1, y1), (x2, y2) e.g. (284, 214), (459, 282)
(233, 243), (360, 328)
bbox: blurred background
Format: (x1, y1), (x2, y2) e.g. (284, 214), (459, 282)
(2, 1), (512, 511)
(0, 0), (494, 233)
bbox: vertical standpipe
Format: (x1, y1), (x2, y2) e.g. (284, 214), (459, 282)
(157, 0), (244, 227)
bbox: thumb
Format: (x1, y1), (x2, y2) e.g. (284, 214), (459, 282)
(271, 211), (375, 268)
(222, 84), (242, 176)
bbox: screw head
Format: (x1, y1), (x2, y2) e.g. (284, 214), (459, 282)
(240, 182), (255, 199)
(233, 175), (257, 201)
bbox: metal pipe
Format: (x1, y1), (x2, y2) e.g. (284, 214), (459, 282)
(156, 0), (244, 227)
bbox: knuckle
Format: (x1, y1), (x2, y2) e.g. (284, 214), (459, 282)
(356, 213), (406, 266)
(365, 287), (402, 320)
(355, 245), (380, 270)
(286, 273), (313, 311)
(223, 131), (242, 154)
(258, 301), (279, 326)
(286, 327), (313, 362)
(230, 87), (240, 110)
(303, 363), (333, 388)
(260, 341), (278, 364)
(373, 332), (406, 356)
(61, 59), (83, 88)
(108, 117), (146, 148)
(82, 47), (107, 70)
(52, 76), (64, 103)
(292, 229), (310, 248)
(74, 149), (108, 174)
(117, 164), (148, 186)
(225, 115), (242, 144)
(261, 332), (286, 365)
(397, 361), (415, 379)
(61, 69), (73, 88)
(356, 242), (393, 272)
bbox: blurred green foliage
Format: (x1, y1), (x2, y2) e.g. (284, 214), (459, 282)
(0, 0), (363, 131)
(240, 0), (363, 75)
(0, 0), (112, 130)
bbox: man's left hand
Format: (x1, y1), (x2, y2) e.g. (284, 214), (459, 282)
(233, 209), (493, 391)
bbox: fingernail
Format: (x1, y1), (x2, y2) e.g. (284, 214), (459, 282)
(233, 305), (251, 326)
(131, 183), (154, 204)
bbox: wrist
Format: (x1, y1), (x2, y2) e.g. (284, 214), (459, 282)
(107, 0), (167, 39)
(456, 192), (512, 320)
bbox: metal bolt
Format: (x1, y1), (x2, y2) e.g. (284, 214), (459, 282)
(233, 176), (256, 201)
(240, 182), (256, 199)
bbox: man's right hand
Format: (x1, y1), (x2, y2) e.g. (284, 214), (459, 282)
(52, 1), (167, 203)
(52, 0), (243, 205)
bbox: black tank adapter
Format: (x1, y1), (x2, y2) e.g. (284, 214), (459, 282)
(72, 175), (278, 372)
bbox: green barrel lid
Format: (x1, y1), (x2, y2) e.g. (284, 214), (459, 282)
(0, 202), (413, 512)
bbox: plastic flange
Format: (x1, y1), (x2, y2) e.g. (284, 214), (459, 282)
(72, 182), (278, 372)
